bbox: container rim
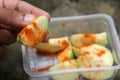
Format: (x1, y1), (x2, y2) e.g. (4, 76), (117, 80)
(25, 64), (120, 77)
(50, 13), (113, 22)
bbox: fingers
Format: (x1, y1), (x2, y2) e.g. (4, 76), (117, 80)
(0, 29), (16, 45)
(0, 0), (4, 7)
(16, 1), (50, 19)
(0, 29), (15, 56)
(0, 23), (12, 31)
(2, 0), (50, 20)
(0, 7), (35, 30)
(0, 0), (50, 31)
(0, 0), (50, 56)
(1, 0), (20, 9)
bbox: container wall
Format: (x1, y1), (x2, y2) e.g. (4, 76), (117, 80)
(22, 14), (120, 80)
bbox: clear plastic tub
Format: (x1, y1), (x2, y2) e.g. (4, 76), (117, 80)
(21, 14), (120, 80)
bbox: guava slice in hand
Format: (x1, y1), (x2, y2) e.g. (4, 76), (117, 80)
(17, 16), (48, 47)
(49, 60), (79, 80)
(76, 44), (114, 80)
(36, 37), (70, 53)
(70, 32), (108, 48)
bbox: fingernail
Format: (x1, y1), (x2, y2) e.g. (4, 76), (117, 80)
(24, 14), (35, 23)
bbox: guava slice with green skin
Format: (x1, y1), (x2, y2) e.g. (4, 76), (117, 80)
(36, 37), (71, 53)
(77, 55), (114, 80)
(70, 32), (108, 48)
(76, 44), (113, 67)
(17, 16), (48, 47)
(72, 47), (84, 57)
(48, 37), (71, 47)
(76, 44), (114, 80)
(57, 46), (75, 62)
(49, 60), (79, 80)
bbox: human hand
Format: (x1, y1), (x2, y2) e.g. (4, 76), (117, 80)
(0, 0), (50, 56)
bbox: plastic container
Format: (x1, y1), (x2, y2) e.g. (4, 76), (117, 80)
(21, 14), (120, 80)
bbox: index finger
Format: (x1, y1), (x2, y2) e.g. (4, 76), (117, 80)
(17, 1), (50, 19)
(3, 0), (50, 19)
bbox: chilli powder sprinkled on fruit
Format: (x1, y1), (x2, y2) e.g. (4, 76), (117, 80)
(81, 33), (96, 46)
(58, 40), (69, 47)
(19, 17), (47, 47)
(95, 48), (106, 57)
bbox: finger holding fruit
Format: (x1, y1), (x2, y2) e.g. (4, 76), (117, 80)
(0, 0), (50, 56)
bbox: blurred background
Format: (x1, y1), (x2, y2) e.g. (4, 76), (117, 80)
(0, 0), (120, 80)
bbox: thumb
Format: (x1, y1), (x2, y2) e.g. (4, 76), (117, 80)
(0, 7), (35, 30)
